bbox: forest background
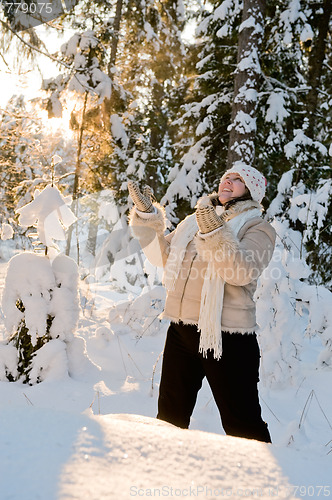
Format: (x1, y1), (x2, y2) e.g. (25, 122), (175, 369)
(0, 0), (331, 291)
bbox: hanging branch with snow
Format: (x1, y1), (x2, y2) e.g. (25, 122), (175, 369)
(16, 184), (77, 256)
(43, 30), (112, 119)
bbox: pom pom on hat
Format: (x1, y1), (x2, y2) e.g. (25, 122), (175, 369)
(220, 163), (267, 203)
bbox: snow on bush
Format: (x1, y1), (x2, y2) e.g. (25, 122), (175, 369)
(94, 214), (148, 292)
(255, 167), (332, 388)
(48, 254), (81, 339)
(0, 344), (18, 381)
(0, 181), (96, 384)
(16, 184), (76, 254)
(256, 218), (332, 388)
(0, 223), (14, 241)
(0, 252), (83, 384)
(28, 339), (68, 385)
(108, 285), (166, 339)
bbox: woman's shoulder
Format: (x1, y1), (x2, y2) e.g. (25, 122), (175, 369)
(241, 216), (276, 244)
(227, 200), (275, 242)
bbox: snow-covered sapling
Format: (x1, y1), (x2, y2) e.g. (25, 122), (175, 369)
(0, 184), (79, 384)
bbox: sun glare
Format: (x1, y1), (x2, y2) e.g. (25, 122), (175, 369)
(39, 106), (75, 138)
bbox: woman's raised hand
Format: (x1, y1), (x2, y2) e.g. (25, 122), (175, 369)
(128, 181), (155, 213)
(195, 205), (224, 234)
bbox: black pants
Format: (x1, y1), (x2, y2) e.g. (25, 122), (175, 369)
(157, 322), (271, 443)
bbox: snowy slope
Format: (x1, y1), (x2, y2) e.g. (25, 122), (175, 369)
(1, 409), (330, 500)
(0, 258), (331, 500)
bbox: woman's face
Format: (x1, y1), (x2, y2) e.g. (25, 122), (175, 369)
(218, 173), (247, 205)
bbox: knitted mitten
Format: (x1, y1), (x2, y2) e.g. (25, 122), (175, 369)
(196, 205), (224, 234)
(128, 181), (155, 213)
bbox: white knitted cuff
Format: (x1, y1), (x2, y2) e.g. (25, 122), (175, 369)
(197, 226), (223, 239)
(135, 206), (157, 218)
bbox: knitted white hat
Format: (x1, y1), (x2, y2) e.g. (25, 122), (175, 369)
(220, 163), (267, 203)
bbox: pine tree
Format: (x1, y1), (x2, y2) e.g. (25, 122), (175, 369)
(227, 0), (265, 170)
(164, 0), (331, 286)
(44, 0), (187, 201)
(258, 0), (332, 287)
(163, 0), (243, 217)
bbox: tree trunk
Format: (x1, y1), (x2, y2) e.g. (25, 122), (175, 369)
(66, 91), (89, 259)
(227, 0), (266, 169)
(306, 0), (332, 139)
(86, 215), (99, 256)
(102, 0), (124, 124)
(109, 0), (124, 72)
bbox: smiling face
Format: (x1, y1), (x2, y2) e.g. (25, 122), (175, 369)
(218, 173), (247, 205)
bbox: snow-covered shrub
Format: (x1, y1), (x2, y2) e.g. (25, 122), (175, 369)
(1, 253), (80, 384)
(256, 218), (332, 388)
(94, 214), (149, 292)
(0, 182), (85, 384)
(255, 168), (332, 388)
(108, 285), (166, 339)
(108, 255), (166, 337)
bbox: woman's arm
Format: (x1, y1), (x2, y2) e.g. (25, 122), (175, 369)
(128, 203), (172, 267)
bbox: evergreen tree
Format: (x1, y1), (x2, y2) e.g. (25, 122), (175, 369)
(163, 0), (243, 216)
(164, 0), (331, 285)
(227, 0), (265, 170)
(259, 0), (332, 287)
(40, 0), (188, 266)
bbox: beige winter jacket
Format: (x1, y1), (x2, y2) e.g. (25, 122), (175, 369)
(129, 199), (276, 334)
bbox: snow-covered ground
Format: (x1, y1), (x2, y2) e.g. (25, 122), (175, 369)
(0, 257), (331, 500)
(1, 409), (330, 500)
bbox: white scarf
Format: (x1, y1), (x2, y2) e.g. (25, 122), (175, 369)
(162, 206), (262, 359)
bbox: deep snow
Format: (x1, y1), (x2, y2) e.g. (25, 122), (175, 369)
(1, 408), (329, 500)
(0, 258), (331, 500)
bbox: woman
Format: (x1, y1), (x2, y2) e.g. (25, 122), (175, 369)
(128, 165), (276, 443)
